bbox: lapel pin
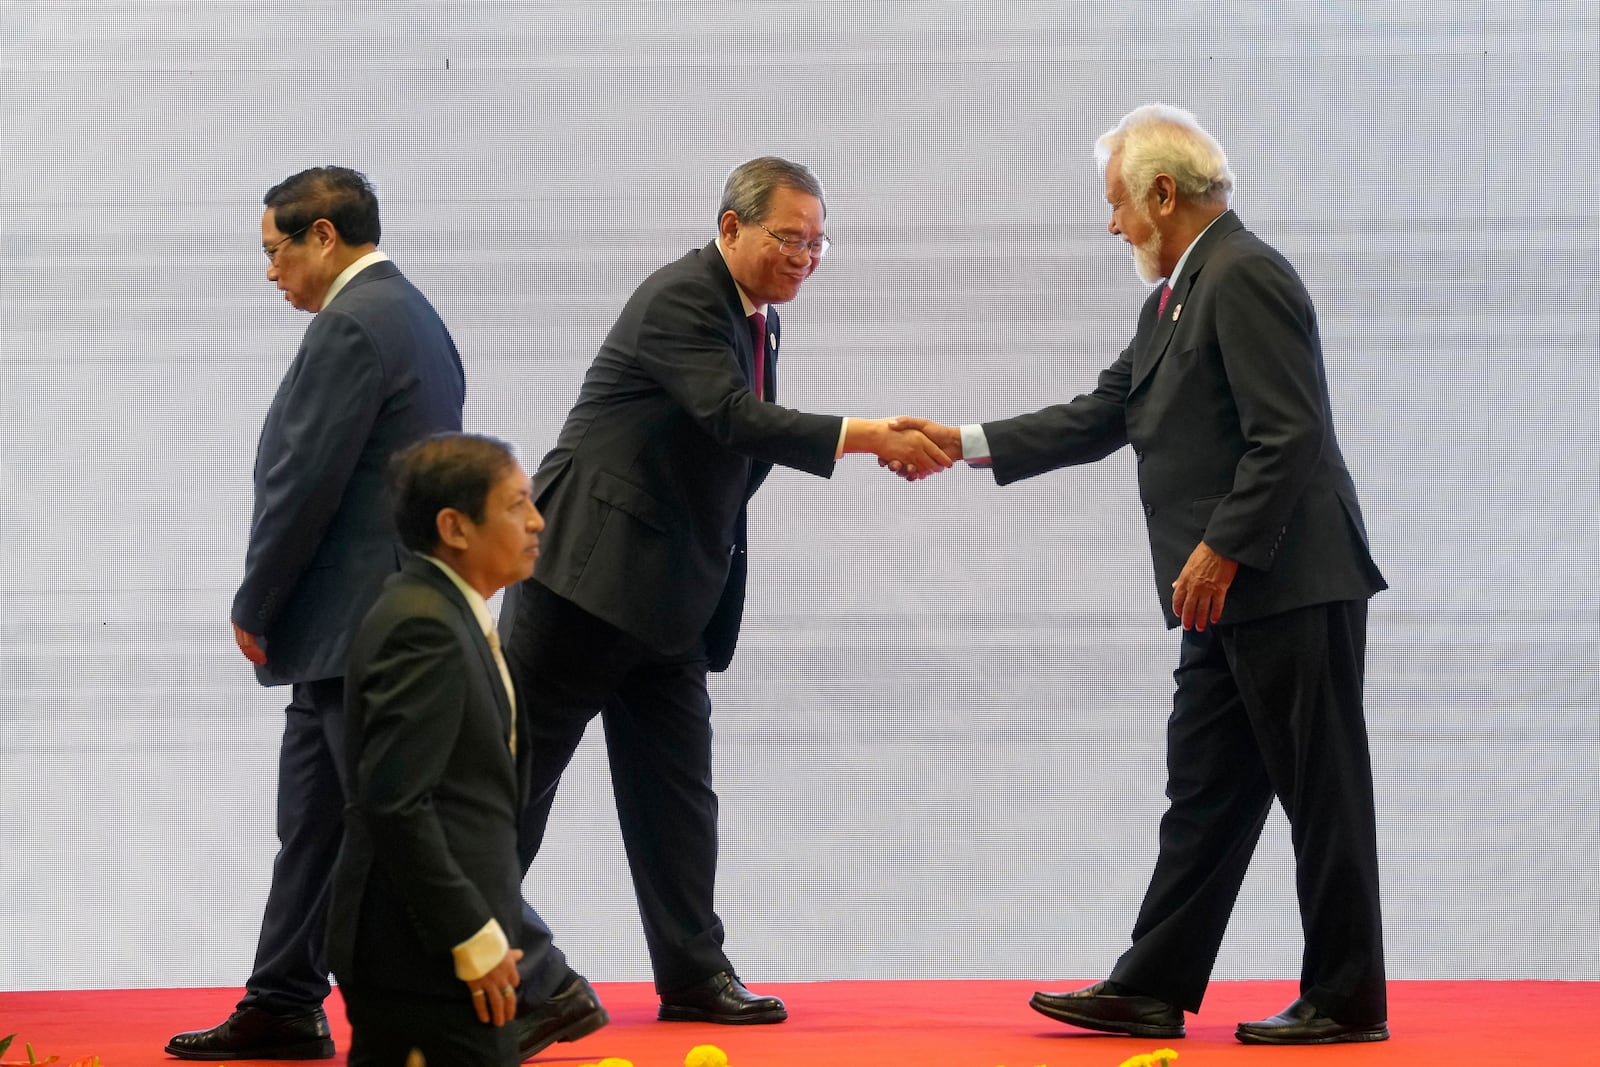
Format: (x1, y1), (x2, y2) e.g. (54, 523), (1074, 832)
(769, 333), (777, 351)
(1171, 303), (1182, 322)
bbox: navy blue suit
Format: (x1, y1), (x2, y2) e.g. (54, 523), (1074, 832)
(983, 212), (1388, 1025)
(231, 258), (465, 1014)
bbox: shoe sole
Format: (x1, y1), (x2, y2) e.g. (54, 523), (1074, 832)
(1028, 998), (1184, 1040)
(657, 1005), (789, 1025)
(1236, 1025), (1389, 1045)
(518, 1005), (610, 1060)
(163, 1038), (335, 1060)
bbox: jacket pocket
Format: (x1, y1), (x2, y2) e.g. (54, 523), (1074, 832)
(1191, 492), (1226, 529)
(590, 469), (670, 534)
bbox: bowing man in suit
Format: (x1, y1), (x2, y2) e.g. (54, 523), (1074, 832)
(168, 167), (465, 1060)
(498, 156), (952, 1037)
(327, 432), (544, 1065)
(894, 105), (1389, 1046)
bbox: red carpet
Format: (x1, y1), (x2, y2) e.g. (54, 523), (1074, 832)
(2, 980), (1594, 1066)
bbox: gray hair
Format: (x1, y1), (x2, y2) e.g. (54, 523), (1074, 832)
(717, 156), (826, 225)
(1094, 104), (1234, 208)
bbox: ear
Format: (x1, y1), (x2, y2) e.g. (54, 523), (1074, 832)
(435, 508), (472, 552)
(718, 209), (741, 244)
(310, 217), (339, 252)
(1151, 174), (1178, 215)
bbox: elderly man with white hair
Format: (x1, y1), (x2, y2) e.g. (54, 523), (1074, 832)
(895, 103), (1389, 1046)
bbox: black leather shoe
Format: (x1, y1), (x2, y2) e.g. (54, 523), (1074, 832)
(164, 1006), (334, 1060)
(1235, 996), (1389, 1045)
(658, 971), (787, 1025)
(1029, 980), (1185, 1039)
(514, 971), (609, 1060)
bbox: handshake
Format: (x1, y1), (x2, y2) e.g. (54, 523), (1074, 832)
(855, 416), (963, 482)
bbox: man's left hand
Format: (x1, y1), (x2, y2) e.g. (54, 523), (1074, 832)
(880, 415), (962, 481)
(466, 948), (524, 1027)
(1172, 541), (1238, 631)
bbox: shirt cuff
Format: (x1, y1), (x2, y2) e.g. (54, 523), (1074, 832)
(451, 917), (510, 981)
(961, 424), (993, 467)
(835, 417), (849, 460)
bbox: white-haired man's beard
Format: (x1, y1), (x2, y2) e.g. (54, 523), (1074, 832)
(1131, 222), (1164, 285)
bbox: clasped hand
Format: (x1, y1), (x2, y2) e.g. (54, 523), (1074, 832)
(849, 416), (956, 481)
(878, 416), (963, 481)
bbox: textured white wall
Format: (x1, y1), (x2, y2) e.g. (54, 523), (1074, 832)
(1, 1), (1596, 989)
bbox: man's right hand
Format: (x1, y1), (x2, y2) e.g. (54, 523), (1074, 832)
(882, 416), (963, 480)
(232, 622), (267, 666)
(843, 417), (954, 481)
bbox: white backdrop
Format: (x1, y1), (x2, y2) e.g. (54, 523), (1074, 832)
(1, 2), (1596, 990)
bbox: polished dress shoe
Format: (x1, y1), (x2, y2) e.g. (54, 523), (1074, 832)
(1236, 996), (1389, 1045)
(165, 1005), (334, 1060)
(658, 970), (787, 1024)
(514, 970), (609, 1060)
(1029, 980), (1185, 1039)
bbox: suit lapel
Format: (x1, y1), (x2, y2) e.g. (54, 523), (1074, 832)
(697, 242), (774, 495)
(764, 308), (779, 402)
(1131, 286), (1176, 392)
(700, 240), (779, 399)
(1130, 210), (1243, 394)
(738, 316), (758, 393)
(699, 241), (756, 389)
(405, 557), (515, 742)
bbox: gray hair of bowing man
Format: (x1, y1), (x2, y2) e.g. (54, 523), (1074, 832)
(717, 156), (828, 224)
(1095, 103), (1236, 209)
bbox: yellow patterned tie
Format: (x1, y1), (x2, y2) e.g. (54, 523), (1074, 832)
(484, 627), (516, 755)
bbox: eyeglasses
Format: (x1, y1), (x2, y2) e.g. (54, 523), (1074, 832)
(759, 223), (831, 260)
(263, 224), (311, 263)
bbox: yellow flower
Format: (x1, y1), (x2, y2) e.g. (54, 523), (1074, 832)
(1117, 1050), (1178, 1067)
(685, 1045), (730, 1067)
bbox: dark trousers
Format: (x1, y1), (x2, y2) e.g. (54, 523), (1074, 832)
(240, 677), (348, 1014)
(504, 579), (731, 994)
(1110, 599), (1387, 1025)
(342, 983), (515, 1066)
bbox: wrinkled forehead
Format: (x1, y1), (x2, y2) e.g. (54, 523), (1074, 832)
(763, 188), (826, 232)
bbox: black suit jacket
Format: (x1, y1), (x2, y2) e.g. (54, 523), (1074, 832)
(232, 260), (466, 684)
(524, 241), (842, 667)
(984, 212), (1385, 627)
(327, 557), (525, 998)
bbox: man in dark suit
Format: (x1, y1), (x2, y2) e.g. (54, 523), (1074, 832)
(499, 156), (952, 1040)
(895, 105), (1389, 1046)
(327, 432), (545, 1065)
(168, 167), (467, 1059)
